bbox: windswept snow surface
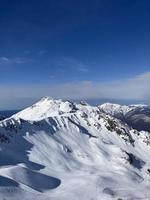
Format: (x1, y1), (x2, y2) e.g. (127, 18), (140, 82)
(0, 97), (150, 199)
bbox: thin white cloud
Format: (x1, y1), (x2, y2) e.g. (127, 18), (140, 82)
(0, 71), (150, 109)
(0, 56), (28, 66)
(0, 57), (10, 63)
(56, 57), (89, 73)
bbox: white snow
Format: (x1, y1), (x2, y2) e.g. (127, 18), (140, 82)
(0, 97), (150, 200)
(13, 97), (76, 121)
(100, 102), (147, 115)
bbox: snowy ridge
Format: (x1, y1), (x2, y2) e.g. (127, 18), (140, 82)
(100, 102), (150, 132)
(0, 98), (150, 200)
(99, 102), (147, 116)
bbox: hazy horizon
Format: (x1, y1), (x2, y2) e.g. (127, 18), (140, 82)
(0, 96), (149, 111)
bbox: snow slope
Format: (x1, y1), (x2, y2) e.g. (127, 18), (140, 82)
(0, 97), (150, 199)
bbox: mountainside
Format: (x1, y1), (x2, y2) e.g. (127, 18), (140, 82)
(100, 103), (150, 132)
(0, 97), (150, 200)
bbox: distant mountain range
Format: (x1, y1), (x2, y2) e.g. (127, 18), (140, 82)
(100, 103), (150, 132)
(0, 97), (150, 200)
(0, 110), (20, 121)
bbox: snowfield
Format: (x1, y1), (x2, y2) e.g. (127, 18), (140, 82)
(0, 97), (150, 200)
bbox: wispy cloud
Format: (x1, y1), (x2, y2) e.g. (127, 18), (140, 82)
(0, 57), (10, 63)
(0, 56), (28, 65)
(56, 57), (89, 73)
(0, 71), (150, 109)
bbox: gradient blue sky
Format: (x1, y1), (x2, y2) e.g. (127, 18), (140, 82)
(0, 0), (150, 109)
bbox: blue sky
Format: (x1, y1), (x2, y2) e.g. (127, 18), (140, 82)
(0, 0), (150, 109)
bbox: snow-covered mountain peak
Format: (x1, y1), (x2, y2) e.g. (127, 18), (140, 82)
(12, 97), (79, 121)
(39, 96), (54, 102)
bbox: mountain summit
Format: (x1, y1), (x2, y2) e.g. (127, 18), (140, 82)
(0, 98), (150, 200)
(13, 97), (77, 121)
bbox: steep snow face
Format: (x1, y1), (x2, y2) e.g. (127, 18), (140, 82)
(0, 98), (150, 200)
